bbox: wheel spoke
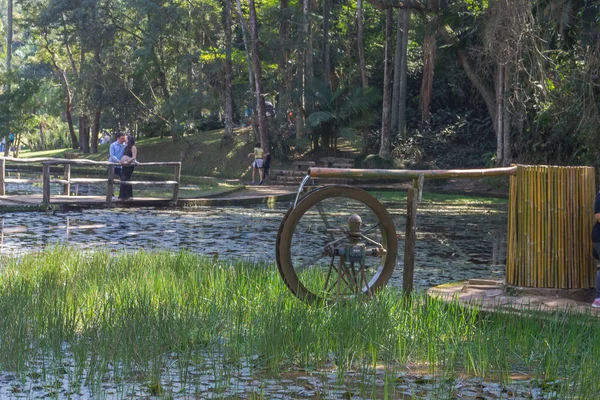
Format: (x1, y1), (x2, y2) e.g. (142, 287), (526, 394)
(359, 233), (384, 248)
(276, 186), (398, 303)
(295, 252), (328, 273)
(316, 202), (337, 241)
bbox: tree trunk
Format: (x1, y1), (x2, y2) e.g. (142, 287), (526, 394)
(502, 64), (511, 165)
(79, 116), (90, 153)
(278, 0), (292, 119)
(248, 0), (270, 151)
(4, 0), (13, 156)
(357, 0), (368, 88)
(378, 7), (394, 159)
(419, 0), (438, 123)
(14, 131), (21, 157)
(296, 1), (306, 140)
(223, 0), (234, 144)
(91, 110), (101, 154)
(303, 0), (313, 88)
(495, 64), (504, 165)
(391, 9), (403, 135)
(235, 0), (258, 139)
(91, 48), (102, 154)
(39, 123), (46, 150)
(397, 9), (410, 141)
(61, 72), (79, 149)
(323, 0), (331, 89)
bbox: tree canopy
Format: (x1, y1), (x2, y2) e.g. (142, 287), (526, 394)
(0, 0), (598, 167)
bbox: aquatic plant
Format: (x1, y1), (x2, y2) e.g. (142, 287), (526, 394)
(0, 248), (598, 398)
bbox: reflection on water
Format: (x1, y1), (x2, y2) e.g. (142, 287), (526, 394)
(0, 200), (508, 290)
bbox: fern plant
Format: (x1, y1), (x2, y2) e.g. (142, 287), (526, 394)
(304, 80), (380, 152)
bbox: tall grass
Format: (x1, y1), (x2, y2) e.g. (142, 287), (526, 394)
(0, 248), (598, 398)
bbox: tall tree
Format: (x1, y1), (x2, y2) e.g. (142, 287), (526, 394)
(235, 0), (259, 140)
(396, 9), (410, 140)
(419, 0), (438, 123)
(323, 0), (331, 89)
(222, 0), (234, 145)
(356, 0), (368, 88)
(248, 0), (269, 150)
(4, 0), (13, 156)
(378, 7), (393, 159)
(42, 31), (79, 150)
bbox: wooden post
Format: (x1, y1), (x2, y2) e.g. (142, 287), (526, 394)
(106, 165), (114, 207)
(403, 177), (422, 295)
(63, 163), (71, 196)
(42, 163), (51, 207)
(171, 163), (181, 205)
(0, 158), (5, 196)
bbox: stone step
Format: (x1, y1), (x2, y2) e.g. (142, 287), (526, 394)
(271, 169), (308, 177)
(331, 163), (354, 168)
(276, 175), (353, 185)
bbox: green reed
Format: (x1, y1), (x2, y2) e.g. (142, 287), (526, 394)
(0, 248), (599, 398)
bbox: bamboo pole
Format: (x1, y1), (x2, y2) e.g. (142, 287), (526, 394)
(507, 165), (595, 289)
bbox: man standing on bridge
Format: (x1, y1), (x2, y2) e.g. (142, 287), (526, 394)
(109, 132), (126, 197)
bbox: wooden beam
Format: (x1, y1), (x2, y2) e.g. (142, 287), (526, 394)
(63, 164), (71, 196)
(42, 163), (51, 208)
(171, 163), (181, 205)
(309, 166), (517, 180)
(106, 166), (114, 208)
(403, 177), (422, 295)
(0, 158), (5, 196)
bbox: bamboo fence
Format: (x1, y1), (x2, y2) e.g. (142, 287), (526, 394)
(506, 165), (596, 288)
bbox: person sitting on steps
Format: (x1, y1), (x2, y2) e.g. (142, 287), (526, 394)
(248, 143), (264, 185)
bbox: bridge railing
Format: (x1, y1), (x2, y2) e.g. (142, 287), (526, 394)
(0, 157), (181, 207)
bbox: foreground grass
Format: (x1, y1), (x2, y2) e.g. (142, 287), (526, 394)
(0, 249), (598, 398)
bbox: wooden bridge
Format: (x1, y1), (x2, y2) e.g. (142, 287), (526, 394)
(0, 157), (181, 208)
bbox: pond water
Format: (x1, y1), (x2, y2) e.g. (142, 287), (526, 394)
(0, 195), (513, 399)
(0, 197), (507, 291)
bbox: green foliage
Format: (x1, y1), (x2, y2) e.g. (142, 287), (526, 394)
(305, 80), (381, 152)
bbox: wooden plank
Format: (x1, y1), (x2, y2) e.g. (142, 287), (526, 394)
(403, 178), (421, 295)
(124, 180), (178, 186)
(309, 166), (518, 180)
(171, 163), (181, 204)
(106, 166), (114, 208)
(5, 178), (42, 184)
(63, 164), (71, 196)
(70, 178), (109, 184)
(0, 158), (5, 196)
(42, 163), (51, 208)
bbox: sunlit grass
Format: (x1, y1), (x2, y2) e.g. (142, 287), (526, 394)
(371, 190), (507, 205)
(0, 248), (598, 398)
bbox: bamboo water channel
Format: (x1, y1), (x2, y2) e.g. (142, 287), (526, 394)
(309, 165), (596, 292)
(0, 157), (181, 207)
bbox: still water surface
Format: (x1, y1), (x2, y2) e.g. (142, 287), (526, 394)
(0, 198), (507, 290)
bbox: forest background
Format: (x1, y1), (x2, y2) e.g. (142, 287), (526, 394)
(0, 0), (598, 170)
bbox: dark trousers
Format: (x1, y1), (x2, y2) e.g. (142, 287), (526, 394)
(594, 243), (600, 299)
(119, 166), (134, 199)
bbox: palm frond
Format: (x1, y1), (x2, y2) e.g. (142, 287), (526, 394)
(306, 111), (337, 128)
(339, 87), (381, 120)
